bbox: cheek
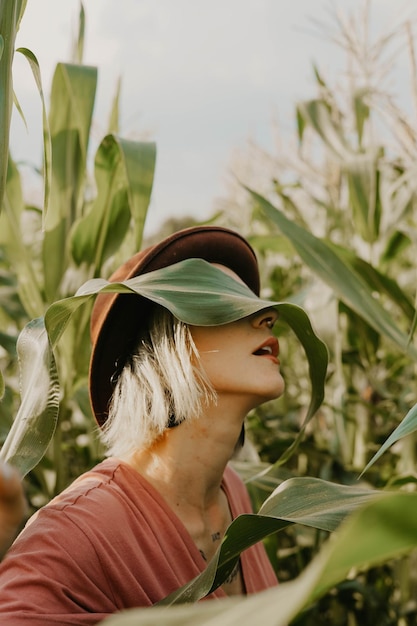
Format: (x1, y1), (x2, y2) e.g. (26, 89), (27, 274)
(190, 327), (233, 355)
(191, 329), (238, 384)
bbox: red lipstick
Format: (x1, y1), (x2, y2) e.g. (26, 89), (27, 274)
(252, 337), (280, 364)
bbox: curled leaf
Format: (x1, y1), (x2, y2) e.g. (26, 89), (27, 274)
(0, 318), (60, 477)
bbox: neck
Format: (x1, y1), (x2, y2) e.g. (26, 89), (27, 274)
(124, 398), (246, 510)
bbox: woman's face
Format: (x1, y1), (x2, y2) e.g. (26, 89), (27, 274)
(190, 267), (285, 411)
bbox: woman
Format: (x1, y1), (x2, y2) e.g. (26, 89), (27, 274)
(0, 226), (284, 625)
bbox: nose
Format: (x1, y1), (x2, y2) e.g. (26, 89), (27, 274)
(251, 308), (278, 329)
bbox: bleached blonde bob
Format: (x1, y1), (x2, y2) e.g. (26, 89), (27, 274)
(100, 307), (216, 457)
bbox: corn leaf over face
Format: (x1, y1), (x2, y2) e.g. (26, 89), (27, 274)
(0, 318), (60, 477)
(45, 259), (328, 424)
(250, 188), (417, 360)
(63, 262), (327, 422)
(0, 260), (325, 478)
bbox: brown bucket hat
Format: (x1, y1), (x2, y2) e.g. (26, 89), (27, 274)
(89, 225), (260, 426)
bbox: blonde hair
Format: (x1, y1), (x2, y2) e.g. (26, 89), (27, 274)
(100, 307), (216, 457)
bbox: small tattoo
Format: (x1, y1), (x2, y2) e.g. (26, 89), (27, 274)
(211, 531), (221, 542)
(199, 549), (207, 561)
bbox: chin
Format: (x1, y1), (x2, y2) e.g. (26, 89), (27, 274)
(249, 384), (285, 411)
(264, 380), (285, 402)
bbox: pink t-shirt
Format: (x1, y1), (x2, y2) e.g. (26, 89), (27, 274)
(0, 458), (277, 624)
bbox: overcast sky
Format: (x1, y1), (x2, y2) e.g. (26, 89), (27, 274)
(10, 0), (414, 235)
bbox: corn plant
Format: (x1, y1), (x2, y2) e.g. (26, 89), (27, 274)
(225, 4), (417, 622)
(248, 5), (417, 483)
(0, 1), (156, 501)
(212, 2), (417, 622)
(3, 2), (417, 625)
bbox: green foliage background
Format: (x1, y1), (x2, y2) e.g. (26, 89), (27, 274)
(2, 2), (417, 624)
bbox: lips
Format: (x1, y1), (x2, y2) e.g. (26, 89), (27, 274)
(253, 337), (279, 359)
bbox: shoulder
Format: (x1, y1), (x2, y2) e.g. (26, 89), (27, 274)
(20, 458), (152, 542)
(0, 459), (167, 588)
(23, 458), (124, 521)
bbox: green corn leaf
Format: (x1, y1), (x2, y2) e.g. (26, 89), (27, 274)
(45, 259), (327, 467)
(344, 150), (381, 243)
(16, 47), (52, 228)
(271, 302), (328, 465)
(47, 62), (97, 227)
(6, 260), (326, 479)
(0, 158), (45, 319)
(361, 401), (417, 477)
(43, 62), (97, 301)
(71, 2), (85, 64)
(159, 476), (380, 605)
(70, 137), (156, 272)
(44, 259), (280, 346)
(108, 77), (122, 135)
(0, 0), (24, 210)
(326, 240), (415, 322)
(44, 258), (327, 430)
(250, 188), (417, 360)
(353, 87), (370, 146)
(46, 260), (327, 424)
(0, 318), (60, 477)
(0, 369), (4, 401)
(296, 99), (351, 159)
(102, 492), (417, 626)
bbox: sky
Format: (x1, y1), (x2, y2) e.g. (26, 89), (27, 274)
(10, 0), (415, 236)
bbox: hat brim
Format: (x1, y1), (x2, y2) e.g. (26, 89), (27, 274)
(89, 226), (260, 426)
